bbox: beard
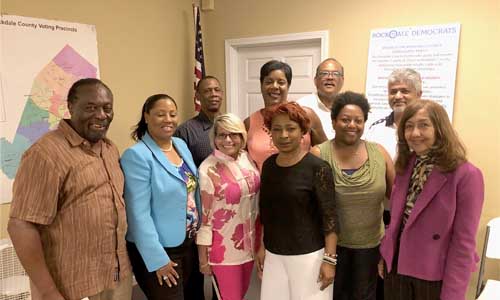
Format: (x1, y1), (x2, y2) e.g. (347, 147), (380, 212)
(393, 106), (406, 114)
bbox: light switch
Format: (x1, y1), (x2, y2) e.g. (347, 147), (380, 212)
(202, 0), (215, 11)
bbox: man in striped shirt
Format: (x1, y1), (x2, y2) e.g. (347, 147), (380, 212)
(8, 78), (132, 300)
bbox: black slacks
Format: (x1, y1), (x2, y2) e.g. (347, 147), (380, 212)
(377, 210), (392, 300)
(127, 238), (198, 300)
(333, 245), (380, 300)
(185, 242), (207, 300)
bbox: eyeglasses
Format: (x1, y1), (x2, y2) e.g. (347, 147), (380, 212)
(215, 132), (241, 140)
(317, 70), (343, 78)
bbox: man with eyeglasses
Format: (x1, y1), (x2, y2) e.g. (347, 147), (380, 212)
(297, 58), (344, 139)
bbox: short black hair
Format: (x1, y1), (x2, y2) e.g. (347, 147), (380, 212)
(67, 78), (112, 104)
(259, 60), (292, 85)
(331, 91), (371, 121)
(196, 75), (220, 92)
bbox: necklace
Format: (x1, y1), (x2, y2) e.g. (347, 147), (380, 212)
(160, 142), (173, 152)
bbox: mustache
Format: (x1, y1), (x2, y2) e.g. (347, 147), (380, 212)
(90, 121), (110, 127)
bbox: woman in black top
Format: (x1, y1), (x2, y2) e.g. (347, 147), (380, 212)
(256, 102), (338, 300)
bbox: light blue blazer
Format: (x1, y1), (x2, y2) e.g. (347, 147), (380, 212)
(121, 132), (201, 272)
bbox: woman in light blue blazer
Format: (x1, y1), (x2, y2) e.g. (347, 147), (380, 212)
(121, 94), (201, 300)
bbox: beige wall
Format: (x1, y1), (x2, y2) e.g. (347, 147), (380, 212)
(1, 0), (499, 297)
(0, 0), (198, 237)
(204, 0), (500, 229)
(202, 0), (500, 297)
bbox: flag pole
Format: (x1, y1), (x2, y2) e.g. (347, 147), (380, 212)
(192, 3), (205, 112)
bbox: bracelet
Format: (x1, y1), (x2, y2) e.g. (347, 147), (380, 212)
(323, 256), (337, 263)
(199, 262), (209, 268)
(324, 252), (338, 258)
(323, 255), (337, 262)
(322, 253), (338, 266)
(322, 257), (337, 266)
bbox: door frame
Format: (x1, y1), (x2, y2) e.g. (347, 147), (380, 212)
(224, 30), (329, 115)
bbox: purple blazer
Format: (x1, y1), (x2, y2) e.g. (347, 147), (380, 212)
(380, 155), (484, 300)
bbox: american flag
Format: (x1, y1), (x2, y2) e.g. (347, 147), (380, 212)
(193, 5), (205, 111)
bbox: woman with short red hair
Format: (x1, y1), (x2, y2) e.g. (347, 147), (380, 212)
(256, 102), (338, 300)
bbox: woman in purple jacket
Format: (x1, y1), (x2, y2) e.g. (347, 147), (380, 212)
(379, 100), (484, 300)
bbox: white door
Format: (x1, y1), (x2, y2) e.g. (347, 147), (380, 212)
(225, 31), (328, 120)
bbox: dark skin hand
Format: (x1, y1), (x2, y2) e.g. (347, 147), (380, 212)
(318, 262), (336, 290)
(155, 261), (179, 288)
(318, 232), (337, 290)
(7, 218), (66, 300)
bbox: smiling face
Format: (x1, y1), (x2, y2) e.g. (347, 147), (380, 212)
(145, 98), (178, 143)
(68, 84), (114, 143)
(270, 113), (303, 154)
(388, 81), (421, 113)
(197, 78), (223, 114)
(314, 60), (344, 102)
(261, 69), (289, 107)
(404, 108), (436, 155)
(332, 104), (365, 145)
(214, 127), (242, 159)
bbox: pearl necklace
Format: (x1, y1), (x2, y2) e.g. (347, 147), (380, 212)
(160, 142), (173, 152)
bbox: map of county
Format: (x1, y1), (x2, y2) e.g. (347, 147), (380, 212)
(0, 45), (97, 179)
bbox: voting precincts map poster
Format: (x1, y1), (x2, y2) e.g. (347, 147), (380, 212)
(0, 15), (99, 204)
(365, 23), (460, 125)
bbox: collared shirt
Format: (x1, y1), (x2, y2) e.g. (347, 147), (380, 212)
(366, 112), (398, 160)
(297, 93), (335, 139)
(10, 120), (131, 300)
(174, 111), (213, 167)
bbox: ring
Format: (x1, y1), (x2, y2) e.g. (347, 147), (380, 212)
(162, 275), (168, 281)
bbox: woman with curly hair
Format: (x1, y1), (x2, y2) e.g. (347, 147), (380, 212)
(311, 91), (395, 300)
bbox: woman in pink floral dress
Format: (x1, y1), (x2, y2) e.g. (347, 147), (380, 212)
(196, 113), (260, 300)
